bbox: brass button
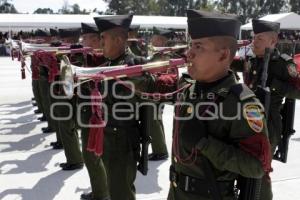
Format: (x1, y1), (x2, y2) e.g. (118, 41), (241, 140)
(174, 157), (177, 163)
(272, 88), (276, 91)
(187, 106), (193, 114)
(172, 181), (178, 188)
(253, 70), (257, 75)
(113, 128), (117, 131)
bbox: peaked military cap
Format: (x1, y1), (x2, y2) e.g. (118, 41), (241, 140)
(50, 28), (58, 36)
(152, 27), (174, 38)
(93, 14), (133, 33)
(58, 28), (81, 38)
(252, 19), (280, 34)
(81, 23), (99, 34)
(34, 29), (50, 37)
(187, 9), (241, 39)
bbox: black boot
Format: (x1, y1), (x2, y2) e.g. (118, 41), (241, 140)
(52, 142), (63, 150)
(60, 162), (84, 170)
(37, 116), (46, 121)
(42, 127), (54, 133)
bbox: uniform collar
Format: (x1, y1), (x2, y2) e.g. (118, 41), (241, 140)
(251, 48), (280, 60)
(193, 71), (237, 98)
(108, 51), (127, 65)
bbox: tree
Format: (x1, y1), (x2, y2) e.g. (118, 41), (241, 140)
(104, 0), (128, 14)
(290, 0), (300, 14)
(33, 8), (54, 14)
(0, 0), (18, 13)
(58, 1), (88, 14)
(58, 0), (70, 14)
(260, 0), (286, 14)
(102, 0), (299, 22)
(192, 0), (216, 12)
(72, 3), (81, 14)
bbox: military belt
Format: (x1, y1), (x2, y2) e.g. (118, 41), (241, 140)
(106, 119), (139, 128)
(169, 166), (234, 196)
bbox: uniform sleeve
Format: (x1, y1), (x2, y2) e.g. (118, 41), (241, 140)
(127, 73), (179, 104)
(271, 78), (300, 99)
(196, 102), (271, 179)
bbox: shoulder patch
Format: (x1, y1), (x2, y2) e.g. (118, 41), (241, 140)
(280, 53), (293, 62)
(244, 104), (264, 133)
(230, 84), (256, 101)
(287, 63), (299, 78)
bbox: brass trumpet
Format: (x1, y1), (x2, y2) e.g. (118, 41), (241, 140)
(59, 55), (127, 98)
(60, 55), (187, 98)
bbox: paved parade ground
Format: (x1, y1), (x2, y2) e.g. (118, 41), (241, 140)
(1, 56), (300, 200)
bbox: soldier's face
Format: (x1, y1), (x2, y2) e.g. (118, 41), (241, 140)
(100, 32), (119, 59)
(253, 32), (277, 57)
(186, 37), (228, 82)
(81, 33), (101, 49)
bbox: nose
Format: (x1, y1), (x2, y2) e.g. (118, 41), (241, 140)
(252, 39), (259, 46)
(186, 49), (195, 61)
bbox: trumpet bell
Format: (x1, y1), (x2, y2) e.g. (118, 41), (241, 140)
(60, 55), (75, 98)
(59, 55), (127, 98)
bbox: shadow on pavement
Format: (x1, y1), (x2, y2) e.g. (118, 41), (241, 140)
(0, 132), (50, 152)
(0, 149), (60, 174)
(0, 170), (78, 200)
(0, 100), (32, 108)
(0, 120), (41, 135)
(135, 160), (165, 194)
(291, 137), (300, 142)
(0, 105), (34, 116)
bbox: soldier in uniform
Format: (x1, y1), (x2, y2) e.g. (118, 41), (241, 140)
(58, 28), (81, 44)
(231, 19), (300, 200)
(81, 23), (101, 49)
(149, 27), (178, 61)
(53, 27), (85, 169)
(47, 28), (82, 150)
(127, 25), (146, 57)
(36, 29), (59, 135)
(31, 29), (52, 118)
(90, 14), (147, 200)
(162, 10), (272, 200)
(49, 28), (61, 46)
(145, 27), (179, 161)
(80, 23), (105, 66)
(77, 23), (111, 200)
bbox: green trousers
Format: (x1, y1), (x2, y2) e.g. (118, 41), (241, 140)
(38, 75), (61, 144)
(149, 106), (168, 155)
(32, 79), (44, 113)
(79, 102), (110, 199)
(54, 97), (83, 164)
(259, 115), (281, 200)
(38, 76), (53, 128)
(102, 126), (140, 200)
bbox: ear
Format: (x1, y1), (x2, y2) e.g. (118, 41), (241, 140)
(218, 48), (231, 63)
(271, 36), (278, 47)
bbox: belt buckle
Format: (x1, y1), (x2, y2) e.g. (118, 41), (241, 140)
(172, 181), (178, 188)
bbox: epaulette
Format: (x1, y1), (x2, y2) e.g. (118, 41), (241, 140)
(280, 53), (293, 62)
(230, 83), (256, 101)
